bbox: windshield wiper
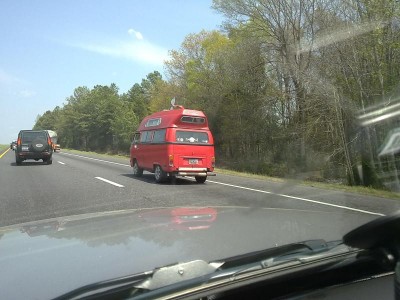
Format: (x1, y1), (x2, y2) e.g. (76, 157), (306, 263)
(53, 271), (153, 300)
(53, 240), (349, 300)
(53, 260), (222, 300)
(219, 239), (344, 270)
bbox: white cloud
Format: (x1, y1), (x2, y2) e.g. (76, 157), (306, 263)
(18, 90), (36, 98)
(0, 69), (35, 98)
(128, 28), (144, 40)
(72, 39), (168, 65)
(0, 69), (23, 85)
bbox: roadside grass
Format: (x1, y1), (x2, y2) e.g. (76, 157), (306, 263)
(215, 167), (400, 200)
(214, 167), (285, 183)
(62, 148), (400, 200)
(0, 144), (9, 153)
(301, 180), (400, 200)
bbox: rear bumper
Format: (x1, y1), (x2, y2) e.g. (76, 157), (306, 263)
(175, 172), (216, 177)
(171, 168), (216, 177)
(17, 151), (52, 159)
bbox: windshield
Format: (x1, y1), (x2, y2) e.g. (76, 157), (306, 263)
(1, 0), (400, 298)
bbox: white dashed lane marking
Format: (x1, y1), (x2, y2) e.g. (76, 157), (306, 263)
(95, 176), (124, 188)
(208, 180), (384, 216)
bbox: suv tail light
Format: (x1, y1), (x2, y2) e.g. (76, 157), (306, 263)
(47, 136), (52, 146)
(17, 137), (21, 146)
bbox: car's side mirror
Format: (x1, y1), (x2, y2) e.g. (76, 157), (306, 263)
(343, 211), (400, 300)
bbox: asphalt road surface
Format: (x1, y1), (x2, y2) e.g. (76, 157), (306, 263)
(1, 148), (400, 227)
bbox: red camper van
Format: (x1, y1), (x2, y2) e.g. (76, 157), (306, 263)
(130, 106), (216, 183)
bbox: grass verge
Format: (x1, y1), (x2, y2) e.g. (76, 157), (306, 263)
(0, 144), (9, 153)
(216, 167), (400, 199)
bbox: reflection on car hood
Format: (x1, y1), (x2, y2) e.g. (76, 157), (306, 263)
(0, 206), (375, 299)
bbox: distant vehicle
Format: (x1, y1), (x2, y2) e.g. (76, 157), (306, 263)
(130, 105), (216, 183)
(53, 143), (61, 152)
(15, 130), (53, 165)
(46, 130), (60, 152)
(10, 141), (17, 151)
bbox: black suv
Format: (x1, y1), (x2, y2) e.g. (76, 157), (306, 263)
(15, 130), (53, 165)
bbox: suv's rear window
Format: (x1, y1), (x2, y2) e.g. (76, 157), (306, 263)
(176, 131), (209, 144)
(21, 131), (47, 142)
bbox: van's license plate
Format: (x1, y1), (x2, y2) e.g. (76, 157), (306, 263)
(189, 159), (198, 165)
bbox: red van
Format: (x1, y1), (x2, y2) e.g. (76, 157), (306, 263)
(130, 106), (216, 183)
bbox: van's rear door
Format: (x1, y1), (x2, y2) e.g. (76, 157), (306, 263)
(173, 130), (213, 170)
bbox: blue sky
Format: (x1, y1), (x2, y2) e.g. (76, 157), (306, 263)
(0, 0), (223, 144)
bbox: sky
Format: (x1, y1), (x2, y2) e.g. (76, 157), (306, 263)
(0, 0), (224, 144)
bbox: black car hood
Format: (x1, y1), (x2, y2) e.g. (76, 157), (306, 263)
(0, 206), (376, 299)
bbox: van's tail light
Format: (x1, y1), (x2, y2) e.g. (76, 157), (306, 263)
(211, 157), (215, 167)
(47, 136), (52, 146)
(169, 155), (174, 167)
(17, 138), (21, 146)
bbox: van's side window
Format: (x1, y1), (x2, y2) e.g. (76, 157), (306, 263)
(140, 131), (149, 143)
(152, 129), (166, 143)
(132, 133), (140, 144)
(145, 118), (161, 127)
(146, 131), (154, 142)
(140, 131), (154, 143)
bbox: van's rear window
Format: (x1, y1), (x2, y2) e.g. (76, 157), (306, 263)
(181, 116), (205, 124)
(176, 131), (209, 144)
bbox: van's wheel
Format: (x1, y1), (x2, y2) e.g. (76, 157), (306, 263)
(154, 165), (166, 183)
(132, 161), (143, 177)
(15, 157), (22, 165)
(195, 176), (207, 183)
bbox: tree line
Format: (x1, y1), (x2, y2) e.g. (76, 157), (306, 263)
(34, 0), (400, 188)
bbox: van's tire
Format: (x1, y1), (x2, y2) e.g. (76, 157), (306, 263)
(195, 176), (207, 183)
(47, 158), (53, 165)
(154, 165), (166, 183)
(132, 161), (143, 177)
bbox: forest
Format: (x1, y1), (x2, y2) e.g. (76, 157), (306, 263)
(34, 0), (400, 188)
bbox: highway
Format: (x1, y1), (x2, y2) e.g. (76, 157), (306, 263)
(1, 148), (399, 227)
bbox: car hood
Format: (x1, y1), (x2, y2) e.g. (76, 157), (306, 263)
(0, 206), (376, 299)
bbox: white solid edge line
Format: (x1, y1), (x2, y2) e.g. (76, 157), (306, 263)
(207, 180), (384, 217)
(57, 161), (66, 165)
(95, 177), (124, 188)
(60, 152), (130, 167)
(61, 152), (384, 216)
